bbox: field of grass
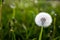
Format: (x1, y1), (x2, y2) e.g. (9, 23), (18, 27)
(0, 0), (60, 40)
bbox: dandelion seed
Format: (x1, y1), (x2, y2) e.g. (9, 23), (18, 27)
(35, 12), (52, 27)
(51, 11), (57, 17)
(54, 14), (57, 16)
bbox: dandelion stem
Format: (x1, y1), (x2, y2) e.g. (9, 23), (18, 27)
(54, 17), (56, 32)
(11, 8), (16, 40)
(52, 17), (56, 39)
(39, 27), (43, 40)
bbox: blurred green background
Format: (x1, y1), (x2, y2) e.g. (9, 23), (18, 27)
(1, 0), (60, 40)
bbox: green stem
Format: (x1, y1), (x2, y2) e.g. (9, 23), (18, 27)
(11, 8), (16, 40)
(12, 8), (15, 18)
(39, 27), (43, 40)
(54, 17), (56, 32)
(52, 17), (56, 39)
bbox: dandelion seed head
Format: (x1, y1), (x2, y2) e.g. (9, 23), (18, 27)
(41, 17), (46, 26)
(35, 12), (52, 27)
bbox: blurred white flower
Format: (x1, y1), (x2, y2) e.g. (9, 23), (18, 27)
(34, 0), (38, 4)
(35, 12), (52, 27)
(10, 3), (16, 8)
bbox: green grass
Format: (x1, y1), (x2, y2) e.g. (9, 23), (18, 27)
(1, 0), (60, 40)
